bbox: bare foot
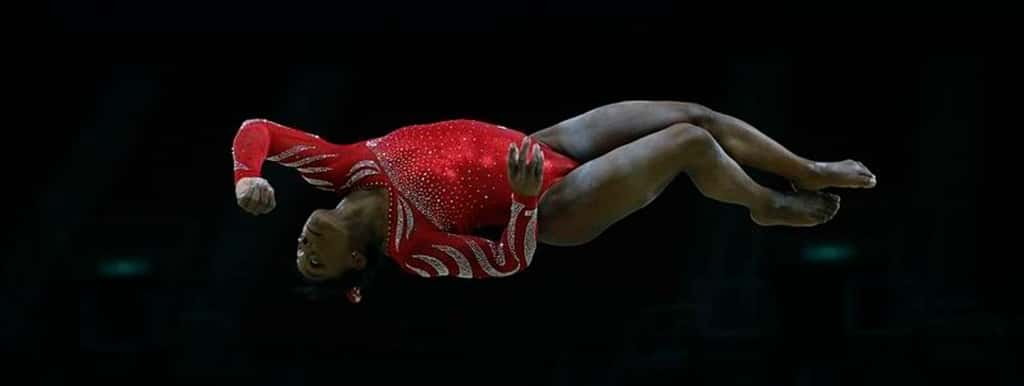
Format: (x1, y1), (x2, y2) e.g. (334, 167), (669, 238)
(794, 160), (877, 191)
(750, 190), (841, 227)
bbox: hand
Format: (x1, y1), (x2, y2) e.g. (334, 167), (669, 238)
(507, 136), (544, 197)
(235, 177), (277, 215)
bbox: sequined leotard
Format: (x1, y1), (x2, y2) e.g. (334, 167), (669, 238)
(232, 119), (580, 278)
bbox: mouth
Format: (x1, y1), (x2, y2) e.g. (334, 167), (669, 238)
(296, 257), (324, 281)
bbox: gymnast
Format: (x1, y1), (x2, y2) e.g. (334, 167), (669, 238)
(231, 101), (876, 303)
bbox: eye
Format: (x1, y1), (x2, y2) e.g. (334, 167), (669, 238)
(309, 255), (324, 268)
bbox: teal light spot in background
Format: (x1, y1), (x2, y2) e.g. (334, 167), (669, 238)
(98, 258), (151, 277)
(802, 243), (855, 262)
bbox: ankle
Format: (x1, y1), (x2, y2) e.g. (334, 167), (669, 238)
(795, 161), (822, 182)
(751, 189), (781, 213)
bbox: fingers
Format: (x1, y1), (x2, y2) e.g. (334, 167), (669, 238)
(257, 186), (272, 215)
(238, 189), (255, 213)
(508, 143), (520, 176)
(253, 186), (266, 214)
(531, 143), (543, 178)
(254, 185), (276, 215)
(509, 137), (534, 177)
(265, 187), (277, 213)
(507, 137), (544, 196)
(520, 136), (531, 165)
(236, 179), (277, 215)
(246, 189), (263, 215)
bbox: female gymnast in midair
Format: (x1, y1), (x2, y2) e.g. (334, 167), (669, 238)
(231, 101), (876, 303)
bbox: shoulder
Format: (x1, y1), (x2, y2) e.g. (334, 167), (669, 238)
(397, 118), (510, 130)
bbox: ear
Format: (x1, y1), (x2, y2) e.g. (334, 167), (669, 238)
(351, 251), (368, 269)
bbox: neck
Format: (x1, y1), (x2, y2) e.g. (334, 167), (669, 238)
(333, 189), (388, 253)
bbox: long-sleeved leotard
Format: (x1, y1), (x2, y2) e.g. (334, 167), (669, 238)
(231, 118), (580, 279)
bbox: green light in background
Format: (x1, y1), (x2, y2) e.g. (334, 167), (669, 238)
(802, 243), (855, 263)
(98, 258), (151, 278)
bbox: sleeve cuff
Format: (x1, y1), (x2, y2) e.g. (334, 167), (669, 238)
(511, 192), (539, 208)
(234, 170), (262, 184)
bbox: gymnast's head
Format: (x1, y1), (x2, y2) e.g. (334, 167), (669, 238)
(294, 188), (390, 301)
(296, 208), (369, 282)
(295, 203), (389, 303)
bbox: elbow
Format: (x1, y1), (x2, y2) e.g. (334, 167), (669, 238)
(239, 118), (272, 130)
(235, 119), (277, 141)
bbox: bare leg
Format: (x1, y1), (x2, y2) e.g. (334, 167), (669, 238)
(692, 109), (877, 190)
(537, 123), (840, 246)
(531, 101), (876, 191)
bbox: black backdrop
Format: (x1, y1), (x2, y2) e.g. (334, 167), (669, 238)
(6, 13), (1006, 386)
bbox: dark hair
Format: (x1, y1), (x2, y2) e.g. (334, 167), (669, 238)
(293, 248), (389, 303)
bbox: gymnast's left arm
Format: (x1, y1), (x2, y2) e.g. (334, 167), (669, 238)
(397, 193), (539, 279)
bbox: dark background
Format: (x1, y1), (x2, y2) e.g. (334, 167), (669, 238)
(7, 11), (1007, 385)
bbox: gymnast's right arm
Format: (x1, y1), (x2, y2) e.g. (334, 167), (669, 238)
(231, 118), (332, 215)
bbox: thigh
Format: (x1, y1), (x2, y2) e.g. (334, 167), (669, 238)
(537, 124), (701, 246)
(530, 101), (690, 163)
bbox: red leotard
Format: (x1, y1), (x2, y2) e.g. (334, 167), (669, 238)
(232, 118), (580, 278)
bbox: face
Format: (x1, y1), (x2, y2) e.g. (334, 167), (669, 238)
(296, 209), (367, 281)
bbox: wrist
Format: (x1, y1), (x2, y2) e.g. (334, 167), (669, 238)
(511, 192), (539, 208)
(234, 172), (262, 185)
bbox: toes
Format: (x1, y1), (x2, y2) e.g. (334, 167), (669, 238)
(816, 209), (834, 223)
(816, 206), (838, 222)
(855, 173), (876, 188)
(818, 193), (840, 221)
(820, 192), (841, 205)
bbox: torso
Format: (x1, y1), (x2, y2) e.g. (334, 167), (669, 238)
(364, 119), (579, 234)
(341, 119), (580, 258)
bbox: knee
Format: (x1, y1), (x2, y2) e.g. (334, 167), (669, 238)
(611, 100), (713, 125)
(664, 123), (717, 154)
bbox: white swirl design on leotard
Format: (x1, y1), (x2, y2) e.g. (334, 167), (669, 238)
(402, 198), (415, 240)
(405, 263), (431, 278)
(366, 144), (449, 231)
(506, 200), (525, 263)
(431, 244), (474, 278)
(412, 254), (449, 277)
(301, 176), (332, 186)
(338, 169), (378, 191)
(485, 240), (508, 272)
(280, 154), (338, 167)
(460, 237), (518, 277)
(349, 160), (380, 174)
(267, 145), (315, 162)
(297, 166), (332, 174)
(395, 199), (406, 251)
(524, 210), (538, 267)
